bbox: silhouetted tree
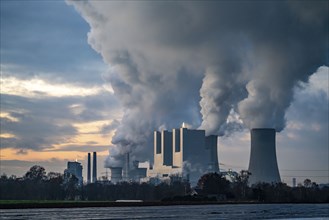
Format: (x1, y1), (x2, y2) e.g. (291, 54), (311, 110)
(197, 172), (230, 195)
(303, 178), (312, 188)
(45, 172), (64, 200)
(24, 165), (46, 182)
(63, 173), (79, 200)
(231, 170), (251, 199)
(1, 166), (329, 202)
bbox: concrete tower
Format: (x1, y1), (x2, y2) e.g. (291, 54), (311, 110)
(248, 128), (281, 185)
(87, 153), (91, 184)
(92, 152), (97, 183)
(110, 167), (122, 183)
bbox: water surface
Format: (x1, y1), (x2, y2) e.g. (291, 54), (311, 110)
(1, 203), (328, 219)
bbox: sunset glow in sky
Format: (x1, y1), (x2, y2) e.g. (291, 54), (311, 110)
(1, 1), (328, 185)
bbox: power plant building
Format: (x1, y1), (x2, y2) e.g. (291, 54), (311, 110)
(150, 127), (219, 185)
(104, 127), (282, 186)
(65, 161), (83, 185)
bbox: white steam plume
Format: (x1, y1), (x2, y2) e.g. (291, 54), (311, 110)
(68, 1), (328, 161)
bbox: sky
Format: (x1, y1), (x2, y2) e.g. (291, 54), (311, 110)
(0, 0), (328, 185)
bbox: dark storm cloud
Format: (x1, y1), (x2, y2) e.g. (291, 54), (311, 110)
(69, 1), (328, 163)
(284, 70), (329, 151)
(0, 92), (120, 151)
(100, 119), (120, 136)
(44, 144), (111, 152)
(0, 1), (106, 85)
(276, 68), (329, 182)
(0, 95), (77, 151)
(0, 159), (67, 177)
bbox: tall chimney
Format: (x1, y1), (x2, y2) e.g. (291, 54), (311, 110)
(92, 152), (97, 183)
(87, 152), (91, 184)
(248, 128), (281, 185)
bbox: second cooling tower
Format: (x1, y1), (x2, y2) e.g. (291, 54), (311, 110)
(110, 167), (122, 183)
(248, 128), (281, 185)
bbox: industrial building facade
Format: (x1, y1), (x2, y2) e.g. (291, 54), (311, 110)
(105, 127), (282, 186)
(64, 161), (83, 185)
(150, 127), (219, 185)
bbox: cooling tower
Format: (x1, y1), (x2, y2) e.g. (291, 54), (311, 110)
(87, 152), (91, 184)
(248, 128), (281, 185)
(110, 167), (122, 183)
(92, 152), (97, 183)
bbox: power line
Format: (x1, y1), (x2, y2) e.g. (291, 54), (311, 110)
(220, 162), (329, 173)
(281, 175), (329, 178)
(281, 169), (328, 171)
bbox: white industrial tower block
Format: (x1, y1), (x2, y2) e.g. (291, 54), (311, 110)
(65, 161), (83, 185)
(152, 127), (219, 185)
(248, 128), (281, 185)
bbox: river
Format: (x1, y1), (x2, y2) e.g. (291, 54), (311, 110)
(1, 203), (328, 219)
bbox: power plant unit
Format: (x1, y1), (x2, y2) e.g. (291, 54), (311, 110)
(65, 161), (83, 185)
(152, 127), (219, 185)
(248, 128), (281, 185)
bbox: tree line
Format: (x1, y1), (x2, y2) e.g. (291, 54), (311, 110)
(1, 165), (328, 202)
(194, 172), (329, 203)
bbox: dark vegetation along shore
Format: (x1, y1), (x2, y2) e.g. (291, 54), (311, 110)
(0, 200), (244, 209)
(1, 165), (328, 209)
(1, 200), (328, 210)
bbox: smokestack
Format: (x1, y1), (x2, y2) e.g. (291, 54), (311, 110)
(292, 177), (296, 188)
(92, 152), (97, 183)
(87, 152), (91, 184)
(248, 128), (281, 185)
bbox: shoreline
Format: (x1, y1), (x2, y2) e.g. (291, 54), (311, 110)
(1, 201), (327, 209)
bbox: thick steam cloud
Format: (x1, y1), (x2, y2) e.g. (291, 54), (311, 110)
(68, 1), (328, 161)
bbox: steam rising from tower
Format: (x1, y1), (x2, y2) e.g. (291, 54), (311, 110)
(248, 128), (281, 184)
(68, 1), (328, 162)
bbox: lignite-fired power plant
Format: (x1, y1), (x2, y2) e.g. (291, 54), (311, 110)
(105, 126), (281, 186)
